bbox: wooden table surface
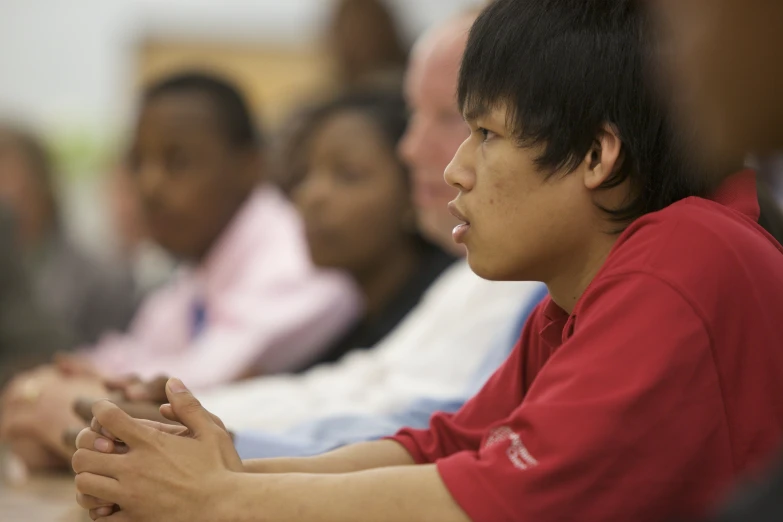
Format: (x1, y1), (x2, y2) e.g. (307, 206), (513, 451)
(0, 472), (88, 522)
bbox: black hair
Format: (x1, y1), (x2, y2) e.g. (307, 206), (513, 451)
(458, 0), (709, 225)
(290, 89), (410, 190)
(311, 90), (408, 156)
(142, 71), (261, 149)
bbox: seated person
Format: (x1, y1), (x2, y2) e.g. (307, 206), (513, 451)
(72, 2), (783, 521)
(91, 12), (544, 438)
(291, 90), (455, 365)
(0, 203), (73, 386)
(0, 125), (136, 345)
(0, 71), (361, 469)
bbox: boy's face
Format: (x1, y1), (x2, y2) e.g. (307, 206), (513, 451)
(128, 92), (256, 261)
(445, 105), (606, 283)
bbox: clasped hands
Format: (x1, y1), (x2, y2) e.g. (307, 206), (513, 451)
(72, 378), (243, 522)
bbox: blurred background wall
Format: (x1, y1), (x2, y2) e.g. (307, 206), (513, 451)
(0, 0), (477, 258)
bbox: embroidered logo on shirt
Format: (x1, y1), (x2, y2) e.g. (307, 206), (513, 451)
(484, 426), (539, 470)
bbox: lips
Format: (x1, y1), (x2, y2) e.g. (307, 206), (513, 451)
(448, 200), (471, 244)
(447, 201), (470, 225)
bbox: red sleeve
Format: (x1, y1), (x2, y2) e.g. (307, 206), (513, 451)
(437, 274), (726, 522)
(390, 301), (548, 463)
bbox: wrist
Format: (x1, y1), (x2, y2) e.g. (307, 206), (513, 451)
(212, 470), (254, 521)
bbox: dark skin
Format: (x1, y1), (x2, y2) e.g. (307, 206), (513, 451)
(293, 110), (420, 319)
(129, 91), (260, 261)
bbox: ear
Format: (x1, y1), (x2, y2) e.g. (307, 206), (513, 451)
(583, 124), (623, 190)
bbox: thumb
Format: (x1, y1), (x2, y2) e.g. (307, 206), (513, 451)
(164, 378), (215, 437)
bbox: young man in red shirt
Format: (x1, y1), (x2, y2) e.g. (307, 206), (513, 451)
(70, 1), (783, 521)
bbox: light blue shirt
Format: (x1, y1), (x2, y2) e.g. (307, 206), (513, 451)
(234, 284), (549, 459)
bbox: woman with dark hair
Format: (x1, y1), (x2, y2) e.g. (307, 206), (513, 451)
(293, 90), (454, 365)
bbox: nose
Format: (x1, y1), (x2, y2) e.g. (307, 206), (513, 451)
(443, 137), (474, 192)
(398, 117), (427, 169)
(293, 170), (330, 214)
(135, 161), (166, 205)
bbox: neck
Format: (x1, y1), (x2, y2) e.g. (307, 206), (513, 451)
(353, 241), (422, 320)
(546, 231), (619, 314)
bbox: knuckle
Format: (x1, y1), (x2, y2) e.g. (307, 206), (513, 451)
(179, 397), (203, 415)
(72, 449), (89, 474)
(209, 412), (227, 431)
(75, 428), (95, 449)
(215, 426), (232, 444)
(101, 406), (123, 425)
(74, 470), (92, 492)
(76, 492), (101, 510)
(76, 492), (89, 509)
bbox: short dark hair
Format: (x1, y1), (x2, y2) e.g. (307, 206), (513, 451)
(279, 89), (409, 192)
(311, 89), (409, 156)
(458, 0), (709, 225)
(142, 71), (261, 149)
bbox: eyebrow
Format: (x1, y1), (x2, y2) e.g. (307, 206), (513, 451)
(461, 102), (490, 123)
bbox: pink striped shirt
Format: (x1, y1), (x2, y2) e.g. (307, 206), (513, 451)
(86, 186), (362, 390)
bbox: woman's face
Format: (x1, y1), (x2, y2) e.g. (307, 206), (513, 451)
(293, 110), (414, 276)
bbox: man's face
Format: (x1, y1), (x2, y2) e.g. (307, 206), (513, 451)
(444, 105), (595, 282)
(398, 22), (471, 255)
(128, 92), (255, 261)
(653, 0), (783, 166)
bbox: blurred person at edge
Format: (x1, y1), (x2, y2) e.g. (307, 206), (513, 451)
(0, 71), (361, 471)
(651, 0), (783, 178)
(0, 125), (137, 346)
(653, 1), (783, 521)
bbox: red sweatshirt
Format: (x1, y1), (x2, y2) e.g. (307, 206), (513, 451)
(391, 171), (783, 522)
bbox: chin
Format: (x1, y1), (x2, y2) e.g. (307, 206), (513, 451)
(466, 251), (533, 282)
(466, 254), (508, 281)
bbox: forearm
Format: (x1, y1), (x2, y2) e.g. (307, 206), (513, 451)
(221, 463), (470, 522)
(242, 440), (414, 474)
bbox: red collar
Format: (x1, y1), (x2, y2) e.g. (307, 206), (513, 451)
(710, 169), (759, 220)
